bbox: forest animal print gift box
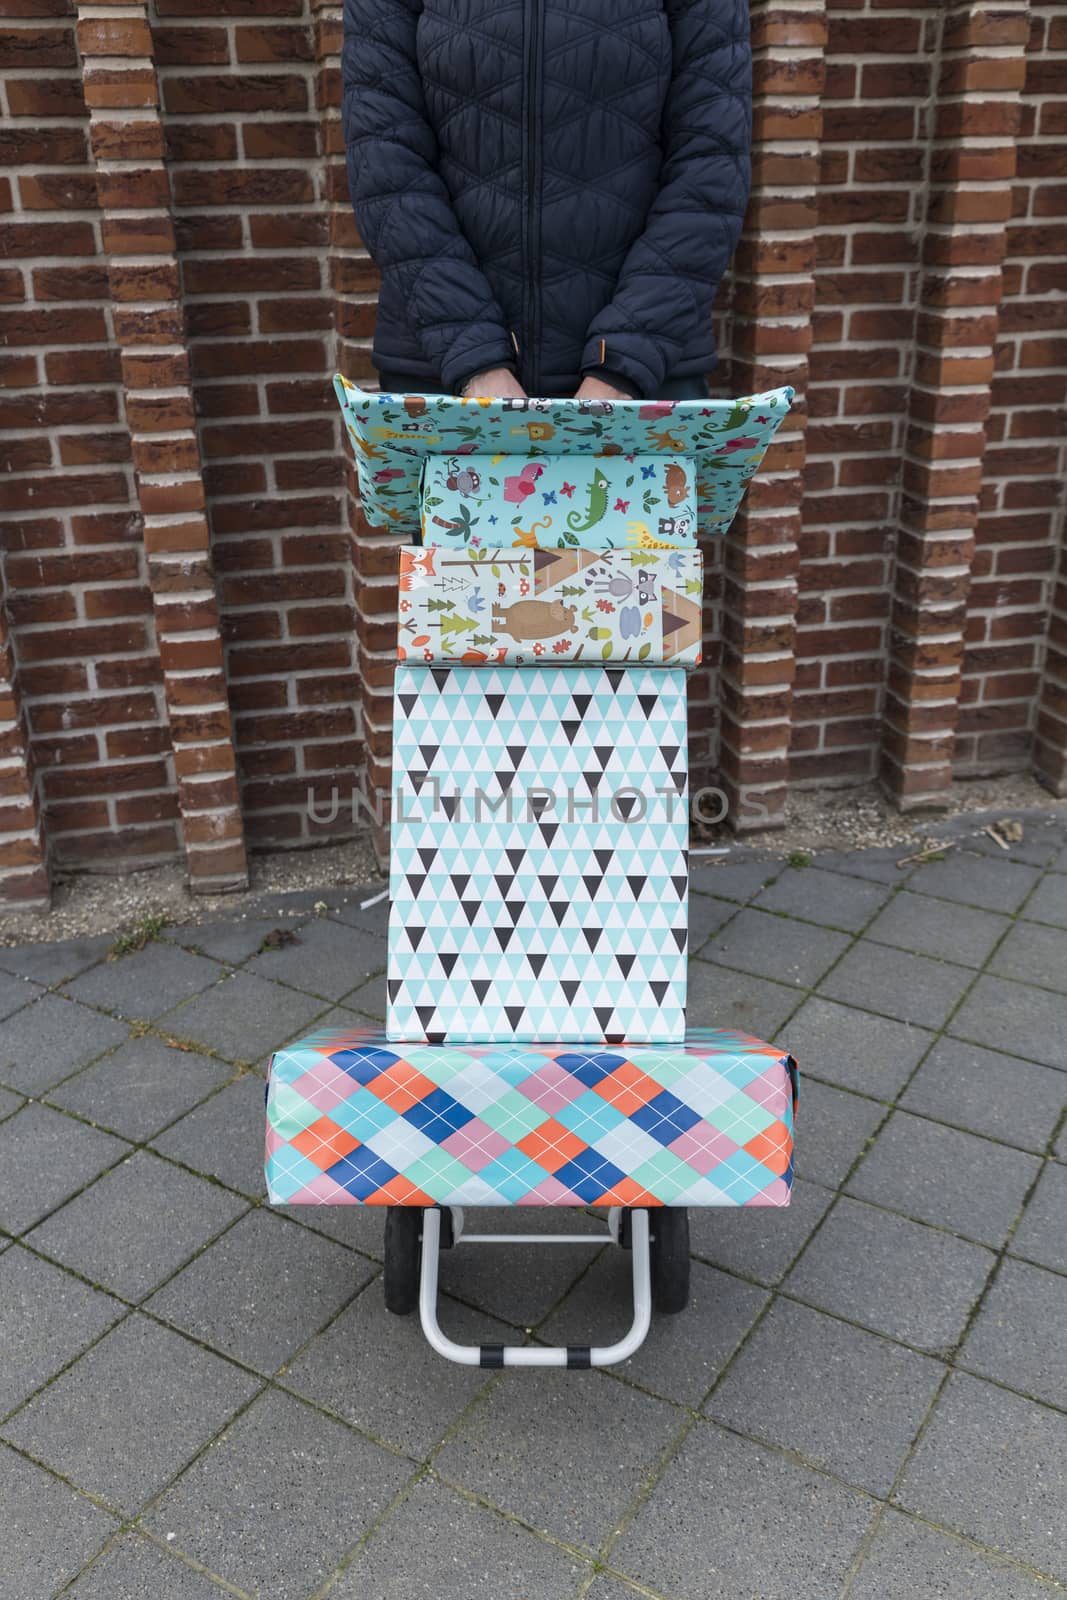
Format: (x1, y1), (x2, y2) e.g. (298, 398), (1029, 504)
(397, 545), (704, 667)
(419, 453), (698, 550)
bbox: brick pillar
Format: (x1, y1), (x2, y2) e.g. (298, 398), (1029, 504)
(1036, 533), (1067, 793)
(719, 0), (825, 830)
(75, 0), (248, 890)
(0, 604), (50, 906)
(879, 1), (1030, 809)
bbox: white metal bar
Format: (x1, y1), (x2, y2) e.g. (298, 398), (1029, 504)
(458, 1233), (606, 1245)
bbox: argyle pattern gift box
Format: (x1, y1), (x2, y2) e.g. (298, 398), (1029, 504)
(387, 662), (689, 1045)
(265, 1025), (798, 1208)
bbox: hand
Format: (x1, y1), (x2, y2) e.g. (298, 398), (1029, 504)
(575, 374), (632, 403)
(461, 367), (527, 400)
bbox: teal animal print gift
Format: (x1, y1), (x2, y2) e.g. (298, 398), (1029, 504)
(419, 453), (698, 551)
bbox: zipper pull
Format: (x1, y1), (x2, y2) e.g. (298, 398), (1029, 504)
(510, 330), (520, 356)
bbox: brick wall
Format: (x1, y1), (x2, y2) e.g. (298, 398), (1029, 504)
(2, 0), (1065, 905)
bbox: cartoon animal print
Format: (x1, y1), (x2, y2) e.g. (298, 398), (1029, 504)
(626, 520), (683, 550)
(445, 456), (481, 497)
(658, 514), (692, 541)
(665, 462), (690, 506)
(504, 461), (545, 503)
(636, 569), (658, 603)
(577, 398), (614, 417)
(567, 467), (611, 532)
(402, 396), (427, 418)
(491, 598), (578, 641)
(593, 573), (635, 599)
(398, 549), (436, 589)
(512, 515), (554, 547)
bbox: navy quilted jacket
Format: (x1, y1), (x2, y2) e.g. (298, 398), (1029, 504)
(341, 0), (751, 398)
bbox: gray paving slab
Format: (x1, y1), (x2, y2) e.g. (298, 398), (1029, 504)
(865, 888), (1010, 968)
(161, 970), (327, 1063)
(776, 996), (933, 1099)
(686, 959), (799, 1039)
(1009, 1160), (1067, 1274)
(0, 1442), (117, 1600)
(699, 906), (851, 989)
(1022, 871), (1067, 928)
(688, 1176), (833, 1287)
(846, 1110), (1040, 1248)
(328, 889), (390, 939)
(907, 850), (1041, 913)
(283, 1284), (514, 1459)
(435, 1369), (681, 1555)
(27, 1151), (247, 1302)
(2, 1313), (260, 1516)
(63, 943), (223, 1022)
(0, 1246), (123, 1417)
(0, 968), (41, 1023)
(849, 1508), (1065, 1600)
(792, 1079), (885, 1188)
(950, 974), (1067, 1072)
(988, 917), (1067, 992)
(146, 1207), (373, 1373)
(689, 857), (778, 902)
(585, 1580), (649, 1600)
(785, 1196), (995, 1355)
(752, 866), (891, 931)
(896, 1371), (1067, 1581)
(687, 890), (736, 952)
(0, 1103), (128, 1236)
(0, 933), (110, 987)
(245, 914), (387, 1002)
(152, 1074), (268, 1197)
(436, 1206), (605, 1327)
(169, 914), (309, 967)
(542, 1254), (769, 1407)
(812, 845), (916, 885)
(901, 1037), (1067, 1154)
(49, 1034), (231, 1143)
(66, 1533), (232, 1599)
(0, 992), (129, 1096)
(340, 968), (387, 1018)
(332, 1475), (587, 1600)
(278, 1199), (386, 1259)
(0, 1085), (23, 1122)
(960, 1256), (1067, 1409)
(818, 942), (974, 1030)
(707, 1298), (944, 1496)
(146, 1388), (412, 1600)
(612, 1420), (875, 1600)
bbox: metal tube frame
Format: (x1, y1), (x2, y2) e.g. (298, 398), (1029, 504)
(418, 1206), (652, 1368)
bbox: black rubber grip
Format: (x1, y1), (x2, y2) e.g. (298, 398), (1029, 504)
(567, 1346), (592, 1368)
(479, 1345), (505, 1368)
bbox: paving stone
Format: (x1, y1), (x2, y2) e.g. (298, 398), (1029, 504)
(283, 1282), (510, 1458)
(752, 867), (890, 932)
(152, 1074), (268, 1197)
(960, 1257), (1067, 1409)
(161, 971), (327, 1063)
(169, 915), (308, 967)
(245, 915), (387, 1003)
(1021, 871), (1067, 929)
(279, 1200), (386, 1259)
(0, 1442), (117, 1600)
(896, 1372), (1067, 1581)
(901, 1037), (1067, 1154)
(340, 969), (387, 1018)
(147, 1388), (411, 1600)
(950, 975), (1067, 1072)
(0, 968), (41, 1023)
(0, 1085), (23, 1122)
(793, 1079), (885, 1188)
(1009, 1161), (1067, 1274)
(27, 1151), (247, 1302)
(542, 1255), (769, 1407)
(818, 943), (973, 1030)
(435, 1369), (680, 1555)
(849, 1508), (1063, 1600)
(686, 959), (799, 1039)
(689, 858), (778, 903)
(688, 1177), (833, 1287)
(988, 918), (1067, 991)
(699, 906), (850, 989)
(0, 1103), (128, 1236)
(846, 1111), (1039, 1248)
(328, 889), (390, 939)
(586, 1580), (648, 1600)
(0, 1246), (123, 1416)
(812, 845), (916, 885)
(66, 1533), (230, 1598)
(437, 1206), (605, 1326)
(0, 934), (110, 988)
(333, 1475), (587, 1600)
(687, 891), (735, 952)
(612, 1421), (875, 1600)
(707, 1299), (944, 1496)
(63, 943), (223, 1023)
(49, 1035), (231, 1142)
(865, 889), (1009, 969)
(907, 851), (1041, 914)
(0, 993), (129, 1096)
(2, 1314), (259, 1516)
(777, 996), (932, 1099)
(785, 1196), (994, 1355)
(956, 818), (1067, 869)
(147, 1208), (373, 1373)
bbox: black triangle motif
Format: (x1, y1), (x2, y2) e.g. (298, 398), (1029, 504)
(415, 1004), (436, 1026)
(419, 744), (439, 768)
(494, 873), (515, 898)
(461, 900), (482, 925)
(407, 925), (425, 950)
(561, 720), (582, 745)
(441, 792), (460, 820)
(649, 980), (670, 1005)
(539, 822), (559, 846)
(387, 978), (402, 1001)
(484, 693), (505, 718)
(583, 927), (602, 952)
(429, 667), (451, 692)
(527, 952), (547, 976)
(582, 874), (602, 900)
(417, 846), (438, 870)
(571, 693), (592, 718)
(615, 953), (635, 977)
(504, 1005), (525, 1030)
(438, 952), (458, 977)
(405, 873), (426, 898)
(594, 848), (614, 871)
(560, 979), (581, 1004)
(627, 875), (647, 898)
(538, 873), (559, 897)
(671, 874), (687, 900)
(548, 901), (569, 927)
(594, 1005), (615, 1030)
(593, 746), (613, 770)
(506, 744), (526, 768)
(616, 792), (637, 818)
(506, 848), (526, 871)
(451, 873), (470, 896)
(605, 668), (626, 693)
(637, 694), (659, 719)
(660, 745), (680, 767)
(496, 927), (515, 951)
(471, 977), (492, 1002)
(426, 1032), (446, 1045)
(398, 693), (418, 717)
(504, 900), (525, 925)
(672, 927), (688, 953)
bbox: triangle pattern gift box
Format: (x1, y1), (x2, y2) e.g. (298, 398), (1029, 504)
(387, 663), (689, 1044)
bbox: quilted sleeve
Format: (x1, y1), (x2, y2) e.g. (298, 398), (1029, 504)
(579, 0), (752, 398)
(341, 0), (517, 393)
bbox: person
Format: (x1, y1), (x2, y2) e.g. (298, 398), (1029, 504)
(340, 0), (751, 406)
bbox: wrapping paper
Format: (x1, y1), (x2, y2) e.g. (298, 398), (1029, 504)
(419, 452), (697, 550)
(397, 546), (703, 668)
(266, 1024), (797, 1208)
(387, 663), (688, 1044)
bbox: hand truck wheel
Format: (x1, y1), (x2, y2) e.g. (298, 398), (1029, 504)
(383, 1206), (455, 1316)
(619, 1206), (690, 1314)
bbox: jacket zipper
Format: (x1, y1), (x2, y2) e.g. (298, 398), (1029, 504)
(524, 0), (544, 395)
